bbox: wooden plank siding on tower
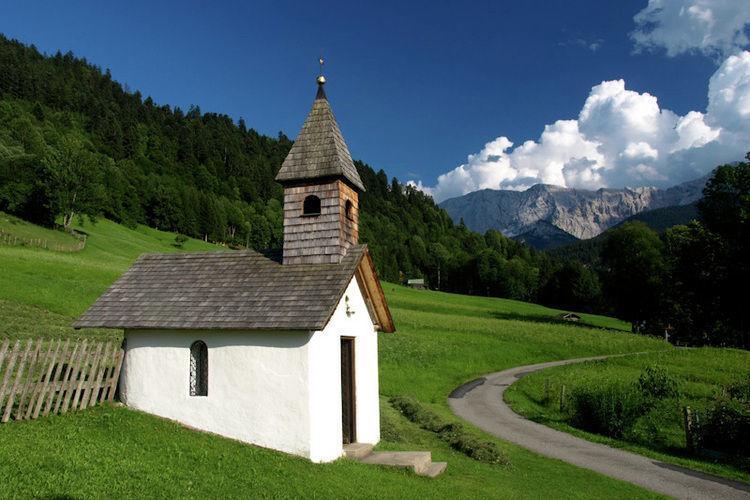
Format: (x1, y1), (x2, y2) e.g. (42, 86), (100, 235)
(282, 179), (359, 265)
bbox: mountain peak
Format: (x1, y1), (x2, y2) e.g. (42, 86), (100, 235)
(439, 174), (708, 243)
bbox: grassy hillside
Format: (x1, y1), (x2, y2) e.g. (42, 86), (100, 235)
(0, 213), (219, 320)
(0, 212), (83, 250)
(505, 349), (750, 482)
(0, 217), (674, 498)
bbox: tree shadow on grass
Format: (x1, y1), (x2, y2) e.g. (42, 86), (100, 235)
(489, 311), (626, 332)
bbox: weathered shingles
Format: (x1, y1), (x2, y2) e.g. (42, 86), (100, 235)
(275, 92), (365, 191)
(74, 245), (367, 331)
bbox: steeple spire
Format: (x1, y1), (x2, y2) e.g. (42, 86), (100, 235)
(275, 61), (364, 191)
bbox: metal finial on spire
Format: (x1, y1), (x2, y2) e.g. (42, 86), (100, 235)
(317, 56), (326, 85)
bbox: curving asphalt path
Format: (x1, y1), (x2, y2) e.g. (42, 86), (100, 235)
(448, 356), (750, 499)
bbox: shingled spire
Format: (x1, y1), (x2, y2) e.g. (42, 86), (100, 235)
(275, 76), (365, 190)
(277, 69), (363, 265)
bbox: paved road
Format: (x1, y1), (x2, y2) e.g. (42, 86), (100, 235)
(448, 356), (750, 499)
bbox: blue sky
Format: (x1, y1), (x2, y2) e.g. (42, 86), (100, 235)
(1, 1), (749, 200)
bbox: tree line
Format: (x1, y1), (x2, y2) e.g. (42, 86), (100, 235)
(595, 158), (749, 349)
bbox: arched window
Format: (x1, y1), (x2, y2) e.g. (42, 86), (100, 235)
(190, 341), (208, 397)
(303, 195), (321, 215)
(345, 200), (354, 221)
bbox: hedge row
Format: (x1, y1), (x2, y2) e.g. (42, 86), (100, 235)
(389, 395), (509, 466)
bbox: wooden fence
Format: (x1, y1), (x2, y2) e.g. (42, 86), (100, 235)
(0, 232), (87, 252)
(0, 338), (123, 423)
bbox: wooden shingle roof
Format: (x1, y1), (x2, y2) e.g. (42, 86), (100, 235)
(73, 244), (393, 332)
(275, 84), (365, 191)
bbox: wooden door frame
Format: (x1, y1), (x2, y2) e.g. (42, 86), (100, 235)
(340, 336), (356, 444)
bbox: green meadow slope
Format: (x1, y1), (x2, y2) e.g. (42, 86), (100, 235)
(0, 216), (674, 498)
(505, 349), (750, 483)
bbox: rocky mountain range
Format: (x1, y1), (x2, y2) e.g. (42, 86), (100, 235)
(439, 174), (709, 246)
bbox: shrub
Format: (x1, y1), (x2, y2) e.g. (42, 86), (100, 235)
(389, 395), (509, 465)
(565, 367), (681, 442)
(726, 375), (750, 403)
(436, 422), (508, 464)
(694, 378), (750, 456)
(389, 395), (442, 432)
(379, 411), (405, 443)
(638, 365), (679, 400)
(173, 233), (188, 248)
(569, 382), (648, 438)
(629, 399), (678, 448)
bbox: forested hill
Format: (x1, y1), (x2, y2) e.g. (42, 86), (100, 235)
(0, 34), (554, 300)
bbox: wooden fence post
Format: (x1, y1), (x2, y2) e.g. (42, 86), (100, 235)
(23, 339), (54, 420)
(79, 343), (103, 410)
(60, 340), (88, 414)
(0, 341), (21, 412)
(108, 347), (124, 403)
(683, 406), (694, 452)
(54, 341), (81, 414)
(31, 339), (62, 419)
(2, 339), (33, 422)
(0, 339), (10, 372)
(71, 341), (99, 411)
(16, 339), (43, 420)
(44, 339), (70, 416)
(559, 384), (566, 412)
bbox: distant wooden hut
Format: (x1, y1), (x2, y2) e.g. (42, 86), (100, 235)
(560, 312), (581, 322)
(407, 278), (426, 289)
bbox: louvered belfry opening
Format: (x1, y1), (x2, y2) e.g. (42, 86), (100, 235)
(276, 77), (365, 265)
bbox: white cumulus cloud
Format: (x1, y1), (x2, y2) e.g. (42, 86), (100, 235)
(417, 51), (750, 202)
(631, 0), (750, 58)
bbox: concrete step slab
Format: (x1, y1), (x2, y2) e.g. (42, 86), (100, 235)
(343, 443), (374, 459)
(360, 451), (432, 474)
(420, 461), (448, 478)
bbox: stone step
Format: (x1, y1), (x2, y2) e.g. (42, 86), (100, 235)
(420, 461), (448, 478)
(343, 442), (374, 459)
(359, 451), (433, 475)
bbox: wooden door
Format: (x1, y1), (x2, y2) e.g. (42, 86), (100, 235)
(340, 337), (356, 444)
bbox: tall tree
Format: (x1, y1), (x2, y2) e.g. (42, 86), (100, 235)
(600, 221), (665, 329)
(40, 136), (103, 229)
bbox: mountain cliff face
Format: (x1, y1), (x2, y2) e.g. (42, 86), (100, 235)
(439, 174), (709, 241)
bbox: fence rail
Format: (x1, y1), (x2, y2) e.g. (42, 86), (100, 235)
(0, 338), (123, 423)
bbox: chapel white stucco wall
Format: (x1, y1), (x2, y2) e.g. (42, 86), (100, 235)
(119, 276), (381, 463)
(307, 276), (381, 462)
(120, 330), (313, 457)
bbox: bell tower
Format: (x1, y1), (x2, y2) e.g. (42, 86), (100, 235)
(275, 67), (365, 265)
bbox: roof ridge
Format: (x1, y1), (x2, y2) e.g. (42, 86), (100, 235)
(140, 250), (262, 258)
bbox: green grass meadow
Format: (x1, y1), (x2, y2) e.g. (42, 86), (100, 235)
(0, 214), (723, 498)
(0, 215), (219, 320)
(0, 212), (83, 250)
(505, 349), (750, 482)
